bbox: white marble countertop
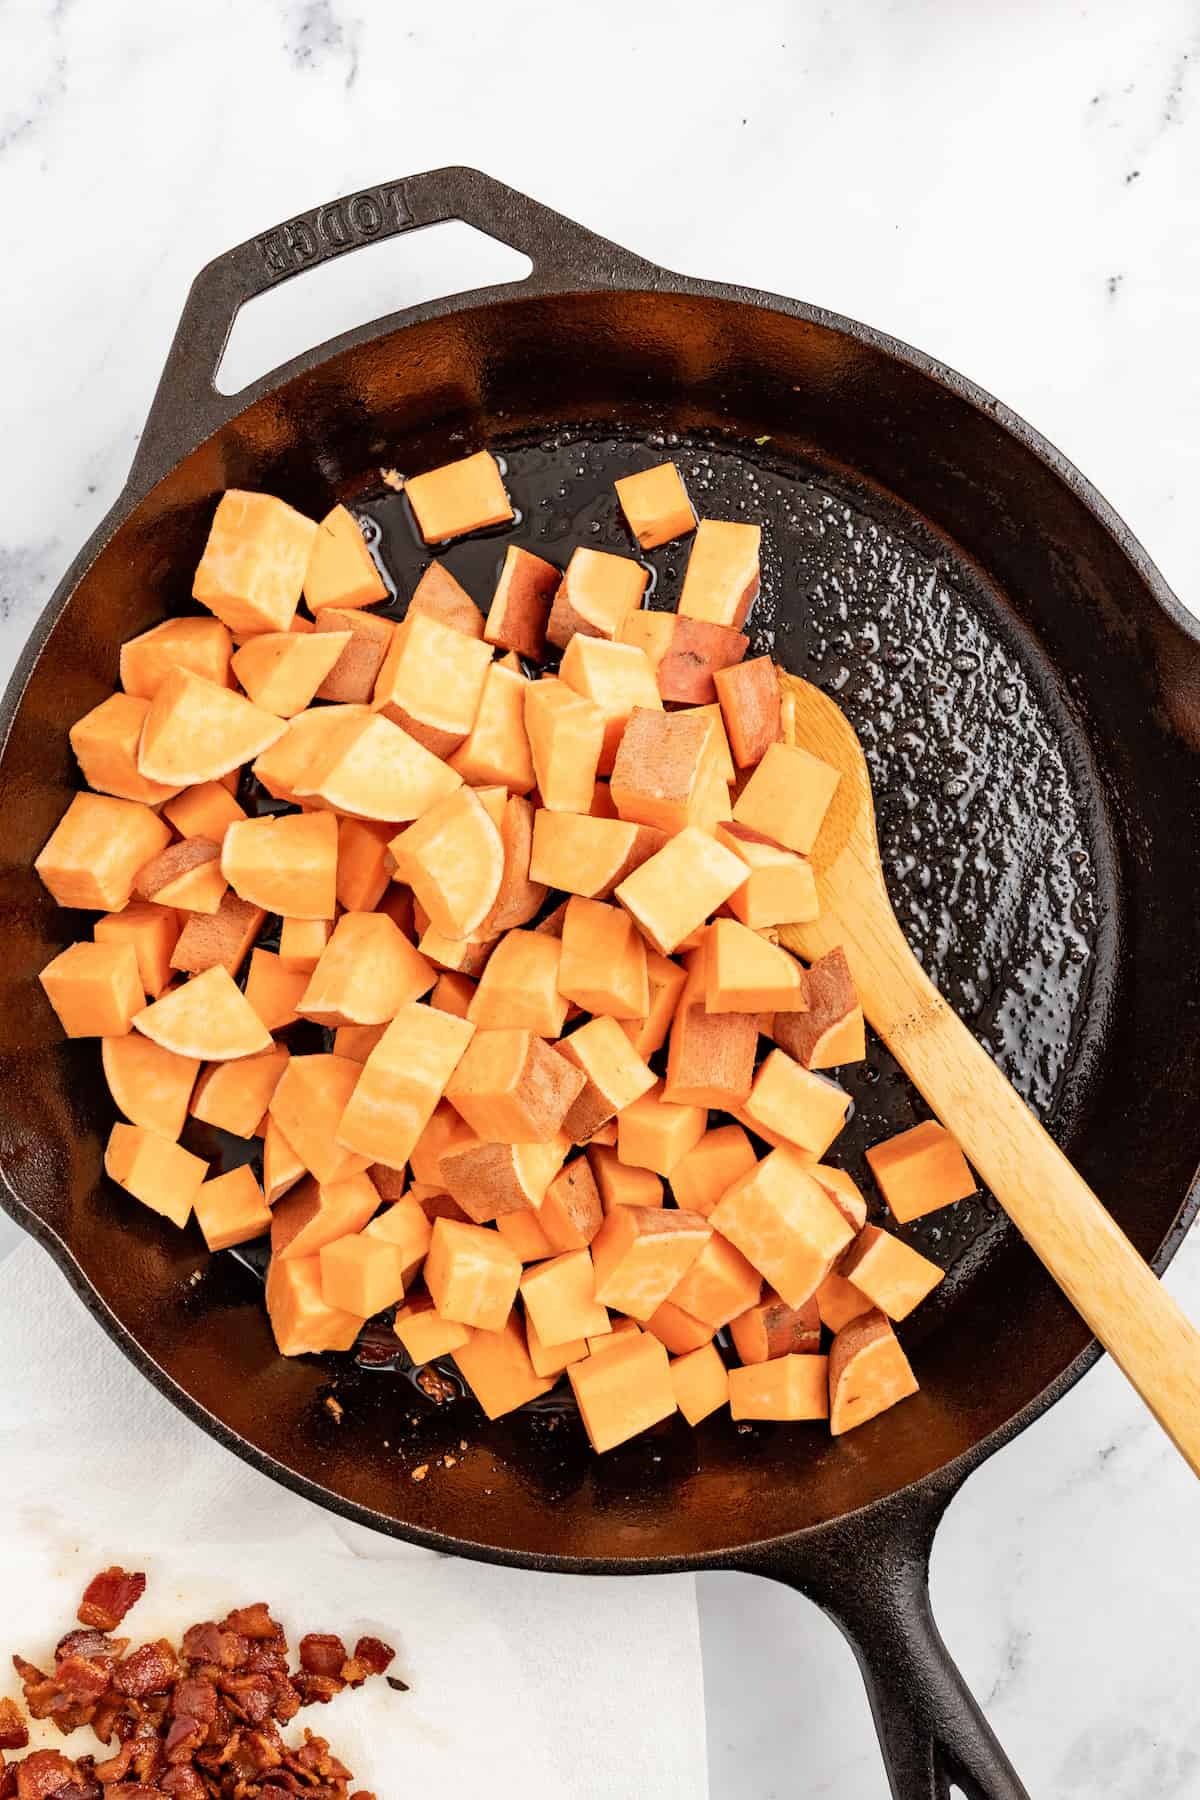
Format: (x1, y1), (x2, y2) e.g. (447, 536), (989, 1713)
(4, 2), (1200, 1794)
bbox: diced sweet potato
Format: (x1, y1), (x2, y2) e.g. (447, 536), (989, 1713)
(717, 823), (819, 930)
(193, 490), (317, 635)
(556, 1015), (655, 1141)
(36, 793), (171, 912)
(408, 561), (484, 638)
(120, 616), (232, 700)
(320, 1234), (406, 1317)
(266, 1253), (362, 1356)
(271, 1169), (381, 1261)
(713, 656), (781, 768)
(389, 785), (504, 939)
(263, 1115), (307, 1204)
(807, 1163), (869, 1231)
(134, 966), (271, 1061)
(866, 1119), (976, 1223)
(609, 707), (720, 834)
(94, 902), (180, 999)
(815, 1270), (872, 1333)
(592, 1203), (711, 1321)
(40, 941), (143, 1039)
(364, 1195), (434, 1282)
(732, 742), (840, 855)
(668, 1229), (761, 1329)
(425, 1216), (522, 1330)
(331, 817), (391, 913)
(394, 1292), (471, 1361)
(446, 1028), (584, 1143)
(137, 669), (286, 785)
(313, 608), (394, 702)
(589, 1314), (642, 1356)
(453, 1311), (557, 1417)
(664, 952), (758, 1109)
(477, 793), (547, 935)
(681, 703), (736, 783)
(303, 504), (389, 611)
(615, 826), (748, 956)
(373, 610), (493, 757)
(430, 970), (476, 1020)
(446, 662), (535, 793)
(588, 1143), (663, 1211)
(678, 519), (761, 629)
(299, 911), (435, 1026)
(418, 922), (497, 977)
(616, 1080), (707, 1176)
(828, 1308), (919, 1434)
(705, 918), (809, 1012)
(405, 450), (513, 543)
(526, 1310), (590, 1377)
(295, 711), (461, 823)
(657, 617), (750, 706)
(645, 1299), (714, 1354)
(466, 929), (567, 1035)
(195, 1165), (272, 1252)
(169, 892), (264, 977)
(104, 1121), (207, 1228)
(220, 811), (337, 919)
(546, 547), (648, 649)
(231, 629), (351, 718)
(134, 837), (226, 914)
(743, 1051), (850, 1158)
(277, 916), (333, 972)
(336, 1002), (475, 1167)
(529, 811), (666, 900)
(556, 897), (649, 1021)
(101, 1032), (199, 1140)
(538, 1155), (604, 1251)
(618, 949), (688, 1060)
(69, 692), (179, 804)
(567, 1329), (676, 1451)
(497, 1206), (557, 1261)
(710, 1147), (855, 1309)
(670, 1341), (729, 1425)
(408, 1097), (477, 1185)
(521, 1248), (609, 1346)
(730, 1290), (821, 1363)
(772, 946), (865, 1068)
(250, 702), (370, 802)
(840, 1224), (944, 1320)
(369, 1162), (409, 1201)
(269, 1053), (372, 1183)
(162, 779), (247, 843)
(440, 1134), (568, 1225)
(524, 679), (605, 813)
(728, 1353), (829, 1422)
(559, 636), (661, 773)
(190, 1046), (289, 1138)
(616, 608), (673, 675)
(614, 462), (696, 549)
(485, 545), (559, 659)
(669, 1125), (757, 1218)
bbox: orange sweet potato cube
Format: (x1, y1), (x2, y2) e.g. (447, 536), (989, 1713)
(650, 617), (749, 707)
(430, 970), (477, 1021)
(497, 1207), (557, 1262)
(616, 1081), (707, 1177)
(409, 1098), (478, 1185)
(559, 635), (661, 773)
(538, 1156), (604, 1251)
(335, 1003), (475, 1167)
(334, 817), (392, 912)
(815, 1270), (874, 1334)
(319, 1234), (407, 1316)
(194, 1164), (272, 1252)
(728, 1353), (829, 1422)
(243, 949), (307, 1033)
(425, 1216), (522, 1330)
(162, 779), (247, 844)
(645, 1300), (714, 1355)
(669, 1341), (729, 1425)
(303, 504), (389, 611)
(713, 656), (781, 768)
(332, 1023), (387, 1065)
(389, 786), (504, 940)
(364, 1195), (433, 1283)
(667, 1229), (761, 1329)
(36, 793), (171, 912)
(101, 1033), (199, 1142)
(840, 1224), (944, 1320)
(615, 826), (748, 957)
(94, 903), (181, 1000)
(269, 1053), (373, 1184)
(190, 1046), (289, 1138)
(133, 965), (271, 1061)
(393, 1292), (471, 1361)
(298, 712), (462, 824)
(313, 609), (394, 703)
(120, 616), (232, 700)
(524, 678), (605, 814)
(556, 897), (649, 1021)
(529, 811), (665, 900)
(609, 707), (723, 834)
(277, 916), (332, 972)
(807, 1163), (868, 1230)
(587, 1144), (663, 1212)
(69, 692), (179, 805)
(866, 1119), (975, 1223)
(618, 949), (688, 1060)
(263, 1115), (307, 1205)
(231, 629), (352, 718)
(40, 941), (143, 1039)
(477, 792), (547, 934)
(743, 1051), (850, 1158)
(828, 1308), (919, 1434)
(556, 1014), (656, 1142)
(404, 450), (512, 544)
(589, 1314), (642, 1357)
(591, 1203), (711, 1321)
(440, 1136), (568, 1225)
(547, 547), (648, 650)
(137, 669), (286, 786)
(299, 912), (435, 1027)
(678, 519), (761, 629)
(772, 945), (865, 1069)
(730, 1289), (821, 1363)
(266, 1253), (362, 1356)
(466, 929), (567, 1036)
(525, 1310), (591, 1378)
(484, 545), (559, 660)
(567, 1330), (677, 1451)
(520, 1247), (609, 1347)
(732, 742), (840, 856)
(134, 837), (226, 915)
(373, 610), (493, 758)
(717, 823), (819, 930)
(705, 919), (808, 1012)
(408, 560), (485, 638)
(192, 490), (317, 635)
(664, 956), (757, 1110)
(447, 661), (535, 794)
(614, 462), (695, 550)
(169, 892), (265, 979)
(711, 1148), (855, 1308)
(104, 1121), (207, 1228)
(446, 1029), (584, 1144)
(669, 1125), (758, 1217)
(271, 1169), (380, 1261)
(453, 1311), (557, 1418)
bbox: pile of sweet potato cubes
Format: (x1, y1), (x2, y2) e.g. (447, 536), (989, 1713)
(34, 448), (977, 1454)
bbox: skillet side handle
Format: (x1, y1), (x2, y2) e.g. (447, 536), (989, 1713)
(127, 165), (657, 493)
(738, 1483), (1030, 1800)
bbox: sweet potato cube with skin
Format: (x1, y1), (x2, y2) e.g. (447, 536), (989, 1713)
(193, 490), (317, 636)
(313, 609), (394, 703)
(485, 545), (559, 660)
(271, 1169), (380, 1262)
(744, 1051), (850, 1158)
(546, 547), (649, 650)
(194, 1165), (272, 1252)
(170, 893), (265, 979)
(190, 1046), (290, 1139)
(135, 838), (226, 915)
(866, 1119), (976, 1223)
(521, 1248), (610, 1347)
(669, 1125), (758, 1218)
(615, 827), (748, 957)
(713, 656), (781, 769)
(670, 1342), (729, 1425)
(530, 811), (666, 900)
(730, 1290), (821, 1363)
(163, 780), (246, 844)
(841, 1224), (945, 1321)
(405, 450), (513, 543)
(303, 504), (389, 611)
(221, 811), (337, 920)
(408, 561), (485, 639)
(373, 611), (493, 758)
(263, 1116), (306, 1205)
(453, 1311), (556, 1417)
(120, 616), (232, 700)
(336, 1003), (475, 1168)
(104, 1122), (207, 1229)
(616, 608), (674, 675)
(773, 946), (866, 1069)
(807, 1164), (868, 1232)
(477, 793), (547, 935)
(393, 1292), (471, 1361)
(467, 930), (568, 1036)
(567, 1329), (677, 1451)
(319, 1235), (406, 1317)
(729, 1354), (829, 1423)
(40, 942), (143, 1039)
(610, 708), (721, 835)
(559, 636), (661, 773)
(440, 1135), (568, 1225)
(266, 1254), (362, 1356)
(296, 712), (461, 824)
(829, 1309), (919, 1434)
(706, 919), (809, 1013)
(645, 1300), (714, 1355)
(94, 903), (181, 999)
(277, 917), (332, 973)
(299, 912), (435, 1028)
(718, 823), (819, 929)
(446, 662), (536, 795)
(446, 1029), (584, 1144)
(69, 693), (179, 805)
(617, 1081), (707, 1177)
(615, 462), (696, 550)
(409, 1098), (478, 1185)
(664, 953), (758, 1109)
(592, 1203), (711, 1321)
(364, 1196), (433, 1283)
(137, 669), (286, 786)
(36, 793), (171, 912)
(588, 1144), (663, 1212)
(711, 1148), (855, 1309)
(524, 679), (605, 814)
(557, 1015), (656, 1142)
(134, 966), (271, 1061)
(538, 1156), (604, 1251)
(369, 1163), (409, 1202)
(679, 519), (761, 629)
(557, 898), (649, 1021)
(269, 1054), (372, 1184)
(654, 617), (749, 706)
(230, 629), (351, 719)
(389, 786), (504, 940)
(526, 1311), (590, 1378)
(618, 949), (688, 1060)
(733, 742), (841, 856)
(425, 1216), (522, 1330)
(668, 1230), (761, 1330)
(102, 1034), (199, 1140)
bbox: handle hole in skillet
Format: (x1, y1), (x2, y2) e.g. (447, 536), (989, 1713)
(215, 221), (532, 395)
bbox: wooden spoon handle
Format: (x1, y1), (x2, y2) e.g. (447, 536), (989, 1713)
(859, 936), (1200, 1477)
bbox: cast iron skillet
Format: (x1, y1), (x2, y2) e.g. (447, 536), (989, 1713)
(2, 167), (1199, 1800)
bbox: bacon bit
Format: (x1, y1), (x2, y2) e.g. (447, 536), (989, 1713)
(0, 1697), (27, 1751)
(299, 1634), (346, 1679)
(351, 1637), (394, 1677)
(77, 1567), (146, 1633)
(112, 1639), (178, 1698)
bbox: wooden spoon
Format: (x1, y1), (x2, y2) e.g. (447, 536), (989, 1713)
(777, 671), (1200, 1475)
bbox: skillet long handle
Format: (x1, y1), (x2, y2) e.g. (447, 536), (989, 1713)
(863, 930), (1200, 1477)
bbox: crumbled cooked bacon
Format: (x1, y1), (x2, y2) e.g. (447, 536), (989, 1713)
(3, 1571), (393, 1797)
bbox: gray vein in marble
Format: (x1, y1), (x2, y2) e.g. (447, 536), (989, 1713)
(1057, 1720), (1200, 1798)
(280, 0), (361, 87)
(0, 53), (66, 157)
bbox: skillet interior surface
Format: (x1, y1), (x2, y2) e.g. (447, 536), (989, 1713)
(2, 284), (1199, 1564)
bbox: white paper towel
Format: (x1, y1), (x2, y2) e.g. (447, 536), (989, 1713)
(0, 1239), (708, 1797)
